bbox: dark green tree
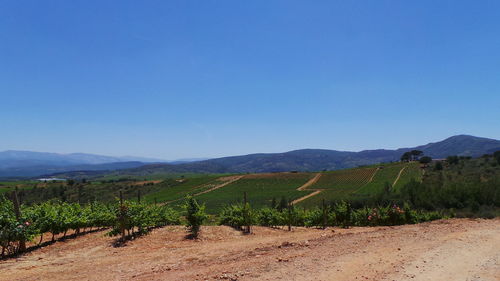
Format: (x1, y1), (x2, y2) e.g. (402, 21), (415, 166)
(400, 152), (412, 162)
(494, 151), (500, 165)
(447, 155), (459, 165)
(411, 150), (424, 161)
(277, 196), (288, 211)
(434, 161), (443, 171)
(419, 156), (432, 164)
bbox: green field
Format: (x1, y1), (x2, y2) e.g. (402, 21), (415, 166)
(0, 163), (424, 212)
(143, 175), (233, 203)
(0, 181), (38, 194)
(356, 163), (407, 194)
(191, 173), (314, 213)
(297, 163), (422, 207)
(393, 163), (422, 190)
(309, 167), (377, 190)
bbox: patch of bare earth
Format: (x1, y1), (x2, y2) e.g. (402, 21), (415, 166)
(1, 219), (498, 281)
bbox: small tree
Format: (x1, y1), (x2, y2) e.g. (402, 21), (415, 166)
(184, 196), (207, 239)
(494, 151), (500, 165)
(410, 150), (423, 161)
(277, 196), (288, 211)
(400, 152), (411, 162)
(447, 155), (459, 165)
(434, 161), (443, 171)
(419, 156), (432, 164)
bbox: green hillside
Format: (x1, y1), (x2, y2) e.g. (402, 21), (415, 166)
(297, 162), (422, 208)
(189, 173), (314, 213)
(4, 156), (497, 217)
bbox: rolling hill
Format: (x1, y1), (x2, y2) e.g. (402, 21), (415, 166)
(2, 134), (499, 179)
(98, 135), (500, 178)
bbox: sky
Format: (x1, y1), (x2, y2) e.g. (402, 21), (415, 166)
(1, 1), (499, 160)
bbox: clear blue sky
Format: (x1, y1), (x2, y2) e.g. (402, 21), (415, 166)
(1, 1), (499, 160)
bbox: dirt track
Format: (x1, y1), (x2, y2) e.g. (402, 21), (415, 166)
(1, 219), (498, 281)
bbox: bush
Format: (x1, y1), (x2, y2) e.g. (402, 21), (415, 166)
(184, 196), (207, 238)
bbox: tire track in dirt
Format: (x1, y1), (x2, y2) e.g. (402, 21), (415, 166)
(192, 175), (244, 196)
(163, 176), (243, 205)
(291, 173), (323, 205)
(392, 166), (407, 187)
(297, 173), (321, 191)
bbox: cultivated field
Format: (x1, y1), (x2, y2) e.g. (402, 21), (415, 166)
(296, 163), (421, 207)
(193, 173), (315, 212)
(1, 218), (497, 281)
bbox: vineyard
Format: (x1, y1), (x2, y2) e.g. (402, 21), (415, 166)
(193, 173), (315, 213)
(297, 163), (422, 207)
(392, 162), (422, 190)
(355, 163), (413, 194)
(309, 167), (378, 190)
(142, 175), (226, 203)
(0, 192), (180, 258)
(0, 190), (443, 259)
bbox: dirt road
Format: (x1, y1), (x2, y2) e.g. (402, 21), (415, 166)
(1, 219), (498, 281)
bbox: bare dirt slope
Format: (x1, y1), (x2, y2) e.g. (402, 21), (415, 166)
(1, 219), (498, 281)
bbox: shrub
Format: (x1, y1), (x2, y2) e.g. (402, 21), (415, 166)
(184, 196), (207, 238)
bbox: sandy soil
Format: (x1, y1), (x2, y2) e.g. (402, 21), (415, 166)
(1, 219), (498, 281)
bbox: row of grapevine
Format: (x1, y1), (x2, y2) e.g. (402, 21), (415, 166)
(0, 194), (181, 257)
(219, 201), (443, 230)
(311, 168), (378, 190)
(107, 200), (181, 239)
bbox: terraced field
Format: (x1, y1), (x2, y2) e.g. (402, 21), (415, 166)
(192, 173), (315, 213)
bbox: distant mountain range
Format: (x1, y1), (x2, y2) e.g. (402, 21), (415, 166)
(0, 151), (166, 178)
(1, 135), (499, 179)
(106, 135), (499, 177)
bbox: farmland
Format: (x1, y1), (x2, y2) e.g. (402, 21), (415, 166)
(142, 175), (227, 203)
(296, 163), (421, 208)
(0, 164), (423, 213)
(0, 157), (498, 281)
(192, 173), (315, 213)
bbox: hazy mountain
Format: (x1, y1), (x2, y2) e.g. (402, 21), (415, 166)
(0, 161), (149, 178)
(0, 150), (165, 169)
(2, 135), (499, 179)
(0, 151), (166, 179)
(100, 135), (500, 177)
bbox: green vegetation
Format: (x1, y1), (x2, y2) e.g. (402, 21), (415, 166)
(218, 201), (442, 230)
(143, 175), (230, 203)
(3, 153), (498, 258)
(310, 167), (377, 190)
(108, 200), (180, 241)
(298, 163), (422, 207)
(184, 196), (208, 238)
(356, 164), (406, 195)
(193, 173), (314, 213)
(0, 195), (180, 257)
(393, 163), (422, 190)
(397, 155), (500, 217)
